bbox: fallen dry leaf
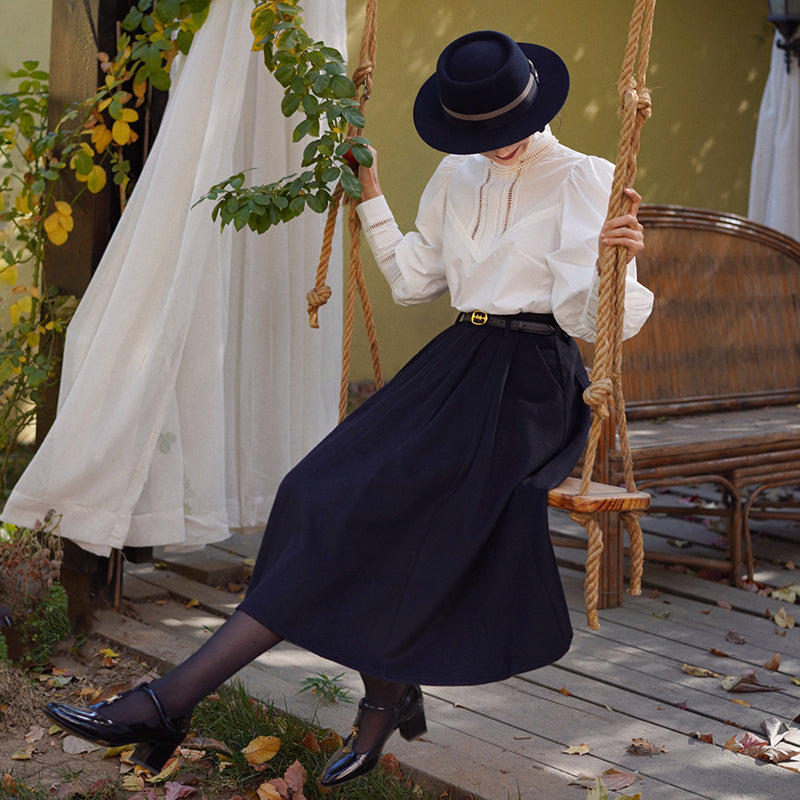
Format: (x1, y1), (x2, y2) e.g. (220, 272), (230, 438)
(628, 737), (667, 755)
(710, 648), (730, 657)
(146, 756), (181, 783)
(775, 606), (796, 629)
(764, 653), (781, 671)
(63, 736), (102, 755)
(771, 584), (800, 604)
(256, 784), (283, 800)
(681, 663), (722, 678)
(559, 686), (572, 696)
(164, 782), (196, 800)
(300, 731), (321, 753)
(185, 598), (201, 609)
(284, 760), (307, 795)
(379, 753), (402, 778)
(731, 698), (752, 707)
(563, 743), (591, 755)
(726, 630), (746, 645)
(571, 768), (638, 791)
(717, 600), (733, 610)
(24, 725), (45, 743)
(721, 670), (779, 693)
(183, 736), (232, 755)
(689, 732), (714, 744)
(11, 746), (34, 761)
(242, 736), (281, 766)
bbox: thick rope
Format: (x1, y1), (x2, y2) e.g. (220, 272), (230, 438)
(306, 0), (382, 421)
(577, 0), (655, 629)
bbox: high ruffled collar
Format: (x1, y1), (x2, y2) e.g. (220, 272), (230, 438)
(486, 126), (558, 174)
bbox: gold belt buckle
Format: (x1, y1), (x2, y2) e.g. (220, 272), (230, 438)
(470, 310), (488, 325)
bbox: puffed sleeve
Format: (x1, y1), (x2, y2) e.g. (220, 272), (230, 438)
(356, 155), (464, 306)
(546, 155), (653, 342)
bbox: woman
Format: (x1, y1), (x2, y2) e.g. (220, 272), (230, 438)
(45, 30), (653, 787)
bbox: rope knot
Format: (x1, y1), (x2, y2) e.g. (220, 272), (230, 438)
(582, 378), (613, 418)
(352, 61), (375, 92)
(637, 87), (652, 120)
(306, 285), (332, 328)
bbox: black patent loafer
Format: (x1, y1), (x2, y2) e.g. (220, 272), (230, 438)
(320, 683), (426, 787)
(45, 683), (190, 773)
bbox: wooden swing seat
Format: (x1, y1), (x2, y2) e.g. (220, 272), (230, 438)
(547, 477), (651, 514)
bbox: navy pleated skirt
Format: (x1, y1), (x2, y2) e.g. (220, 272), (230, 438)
(238, 314), (590, 685)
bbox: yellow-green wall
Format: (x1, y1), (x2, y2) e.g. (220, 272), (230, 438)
(345, 0), (776, 380)
(0, 0), (52, 86)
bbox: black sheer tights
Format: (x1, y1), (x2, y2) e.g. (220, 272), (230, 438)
(101, 610), (283, 723)
(98, 610), (409, 755)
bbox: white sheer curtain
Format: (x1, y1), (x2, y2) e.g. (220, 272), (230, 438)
(1, 0), (346, 555)
(748, 30), (800, 240)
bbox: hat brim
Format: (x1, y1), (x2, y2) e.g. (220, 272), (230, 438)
(413, 42), (569, 154)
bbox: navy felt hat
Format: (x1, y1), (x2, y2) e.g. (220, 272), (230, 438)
(413, 30), (570, 154)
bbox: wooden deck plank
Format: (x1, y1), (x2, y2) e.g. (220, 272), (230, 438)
(113, 514), (800, 800)
(428, 681), (795, 798)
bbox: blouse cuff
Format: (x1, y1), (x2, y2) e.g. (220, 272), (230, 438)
(581, 266), (601, 331)
(356, 195), (405, 284)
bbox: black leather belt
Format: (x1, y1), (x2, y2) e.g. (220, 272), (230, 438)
(457, 310), (560, 335)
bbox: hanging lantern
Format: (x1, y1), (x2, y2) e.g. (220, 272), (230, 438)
(767, 0), (800, 72)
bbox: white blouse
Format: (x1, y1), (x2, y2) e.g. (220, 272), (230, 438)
(356, 128), (654, 342)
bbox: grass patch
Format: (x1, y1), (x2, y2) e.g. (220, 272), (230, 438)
(191, 680), (440, 799)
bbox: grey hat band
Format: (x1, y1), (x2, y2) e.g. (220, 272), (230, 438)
(441, 61), (539, 123)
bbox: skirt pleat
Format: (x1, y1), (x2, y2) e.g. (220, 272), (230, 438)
(238, 317), (590, 685)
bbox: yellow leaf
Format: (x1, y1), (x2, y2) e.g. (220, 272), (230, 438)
(256, 783), (283, 800)
(98, 647), (120, 659)
(0, 192), (4, 213)
(2, 264), (19, 287)
(242, 735), (281, 765)
(121, 773), (144, 792)
(91, 125), (113, 154)
(185, 598), (200, 608)
(44, 212), (62, 233)
(87, 165), (107, 194)
(46, 225), (69, 246)
(55, 200), (72, 216)
(775, 606), (796, 629)
(9, 296), (33, 325)
(120, 107), (139, 123)
(11, 746), (34, 760)
(112, 119), (132, 145)
(731, 698), (751, 707)
(146, 755), (180, 782)
(26, 331), (40, 348)
(15, 193), (32, 214)
(563, 743), (591, 755)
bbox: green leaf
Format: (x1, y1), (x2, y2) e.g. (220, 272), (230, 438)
(329, 74), (355, 99)
(340, 170), (362, 200)
(176, 29), (194, 55)
(281, 93), (301, 117)
(312, 72), (331, 94)
(153, 0), (181, 24)
(301, 94), (319, 116)
(292, 118), (314, 142)
(350, 143), (373, 167)
(306, 192), (328, 214)
(121, 7), (144, 31)
(341, 106), (366, 128)
(274, 65), (296, 87)
(149, 68), (172, 92)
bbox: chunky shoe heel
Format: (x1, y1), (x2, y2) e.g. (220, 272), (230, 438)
(132, 736), (183, 773)
(398, 706), (427, 741)
(320, 684), (426, 787)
